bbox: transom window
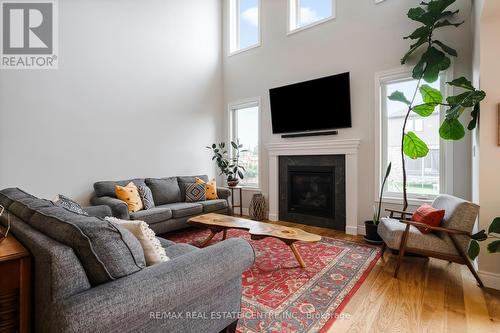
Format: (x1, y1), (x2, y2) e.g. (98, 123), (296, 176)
(289, 0), (335, 32)
(229, 0), (260, 54)
(229, 100), (260, 188)
(379, 73), (448, 200)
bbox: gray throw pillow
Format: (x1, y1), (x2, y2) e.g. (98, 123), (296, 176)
(137, 185), (155, 210)
(53, 194), (89, 215)
(185, 183), (206, 202)
(145, 177), (181, 205)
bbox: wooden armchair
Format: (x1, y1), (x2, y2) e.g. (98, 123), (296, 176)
(377, 195), (483, 287)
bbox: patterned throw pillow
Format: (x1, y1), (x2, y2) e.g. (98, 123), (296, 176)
(137, 185), (155, 210)
(106, 217), (169, 266)
(195, 177), (218, 200)
(185, 183), (206, 202)
(115, 182), (144, 213)
(53, 194), (89, 215)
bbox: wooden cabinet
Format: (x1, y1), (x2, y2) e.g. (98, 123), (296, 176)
(0, 229), (30, 333)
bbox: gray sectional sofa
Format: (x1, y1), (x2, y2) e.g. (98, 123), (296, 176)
(91, 175), (232, 234)
(0, 188), (254, 333)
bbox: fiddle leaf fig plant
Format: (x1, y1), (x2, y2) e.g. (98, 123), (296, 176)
(207, 140), (247, 182)
(389, 0), (486, 210)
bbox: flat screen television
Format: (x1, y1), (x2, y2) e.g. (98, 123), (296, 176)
(269, 72), (352, 134)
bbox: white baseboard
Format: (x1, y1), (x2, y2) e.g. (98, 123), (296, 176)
(357, 224), (366, 236)
(345, 225), (358, 236)
(478, 270), (500, 290)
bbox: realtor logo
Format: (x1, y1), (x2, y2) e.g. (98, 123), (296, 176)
(1, 0), (58, 69)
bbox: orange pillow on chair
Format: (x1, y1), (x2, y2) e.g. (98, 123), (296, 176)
(411, 204), (445, 234)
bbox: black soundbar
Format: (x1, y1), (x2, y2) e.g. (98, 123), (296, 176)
(281, 130), (338, 138)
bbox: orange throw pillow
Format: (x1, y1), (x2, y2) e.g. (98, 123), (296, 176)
(115, 182), (143, 213)
(195, 177), (218, 200)
(411, 204), (445, 234)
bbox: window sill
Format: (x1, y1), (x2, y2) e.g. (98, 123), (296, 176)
(378, 196), (434, 207)
(228, 43), (261, 57)
(287, 16), (336, 36)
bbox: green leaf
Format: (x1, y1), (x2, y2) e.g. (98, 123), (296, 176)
(468, 240), (480, 260)
(435, 19), (463, 28)
(447, 77), (475, 90)
(487, 240), (500, 254)
(401, 37), (427, 64)
(212, 144), (216, 149)
(407, 7), (426, 22)
(413, 104), (438, 117)
(433, 40), (458, 57)
(420, 84), (443, 104)
(440, 118), (465, 140)
(384, 162), (392, 179)
(388, 91), (411, 105)
(471, 230), (488, 241)
(468, 104), (480, 130)
(444, 104), (465, 121)
(403, 132), (429, 159)
(238, 170), (244, 179)
(231, 141), (238, 149)
(413, 47), (450, 82)
(488, 217), (500, 234)
(404, 26), (431, 40)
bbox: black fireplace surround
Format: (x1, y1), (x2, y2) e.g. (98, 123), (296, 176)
(279, 155), (346, 230)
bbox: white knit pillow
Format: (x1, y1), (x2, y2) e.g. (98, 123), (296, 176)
(106, 217), (169, 266)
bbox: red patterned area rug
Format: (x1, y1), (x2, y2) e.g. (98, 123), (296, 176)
(163, 228), (381, 333)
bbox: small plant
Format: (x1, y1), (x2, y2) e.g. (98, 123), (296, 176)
(373, 162), (392, 225)
(468, 218), (500, 260)
(207, 140), (247, 183)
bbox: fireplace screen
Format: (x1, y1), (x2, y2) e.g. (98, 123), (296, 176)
(287, 166), (335, 218)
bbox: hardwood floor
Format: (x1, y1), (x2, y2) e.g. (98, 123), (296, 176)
(267, 220), (500, 333)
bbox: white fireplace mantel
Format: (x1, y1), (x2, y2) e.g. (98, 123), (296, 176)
(266, 138), (361, 235)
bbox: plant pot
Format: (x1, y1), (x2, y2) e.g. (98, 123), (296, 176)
(364, 220), (383, 244)
(227, 179), (239, 187)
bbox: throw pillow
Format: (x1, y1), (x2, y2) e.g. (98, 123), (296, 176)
(185, 183), (206, 202)
(106, 217), (169, 266)
(115, 182), (143, 213)
(412, 204), (445, 234)
(137, 185), (155, 210)
(53, 194), (89, 216)
(195, 177), (218, 200)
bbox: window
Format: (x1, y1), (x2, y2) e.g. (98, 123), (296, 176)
(288, 0), (335, 33)
(230, 100), (260, 187)
(229, 0), (260, 54)
(379, 72), (449, 200)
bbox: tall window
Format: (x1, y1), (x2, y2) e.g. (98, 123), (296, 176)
(229, 0), (260, 54)
(380, 74), (447, 200)
(230, 101), (260, 187)
(289, 0), (335, 32)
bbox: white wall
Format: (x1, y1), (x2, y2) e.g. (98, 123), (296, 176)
(222, 0), (473, 228)
(0, 0), (223, 203)
(476, 0), (500, 289)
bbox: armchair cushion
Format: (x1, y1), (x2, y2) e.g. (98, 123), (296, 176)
(378, 217), (458, 256)
(412, 204), (445, 234)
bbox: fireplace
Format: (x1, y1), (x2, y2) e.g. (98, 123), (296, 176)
(279, 155), (346, 230)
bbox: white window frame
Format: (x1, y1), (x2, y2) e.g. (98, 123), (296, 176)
(287, 0), (336, 35)
(374, 67), (454, 205)
(229, 0), (261, 56)
(228, 98), (261, 189)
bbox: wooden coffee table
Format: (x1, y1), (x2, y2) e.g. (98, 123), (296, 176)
(187, 213), (321, 268)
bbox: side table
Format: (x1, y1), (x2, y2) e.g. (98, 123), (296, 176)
(227, 186), (243, 217)
(0, 227), (30, 333)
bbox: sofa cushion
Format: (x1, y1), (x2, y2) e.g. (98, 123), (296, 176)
(185, 183), (206, 202)
(378, 217), (457, 255)
(0, 187), (35, 209)
(115, 182), (143, 213)
(198, 199), (228, 213)
(177, 175), (209, 201)
(1, 188), (146, 285)
(8, 196), (55, 221)
(158, 202), (203, 218)
(93, 179), (146, 198)
(146, 177), (181, 205)
(130, 207), (172, 224)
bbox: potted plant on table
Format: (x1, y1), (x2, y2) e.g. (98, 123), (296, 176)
(207, 140), (246, 187)
(365, 163), (392, 243)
